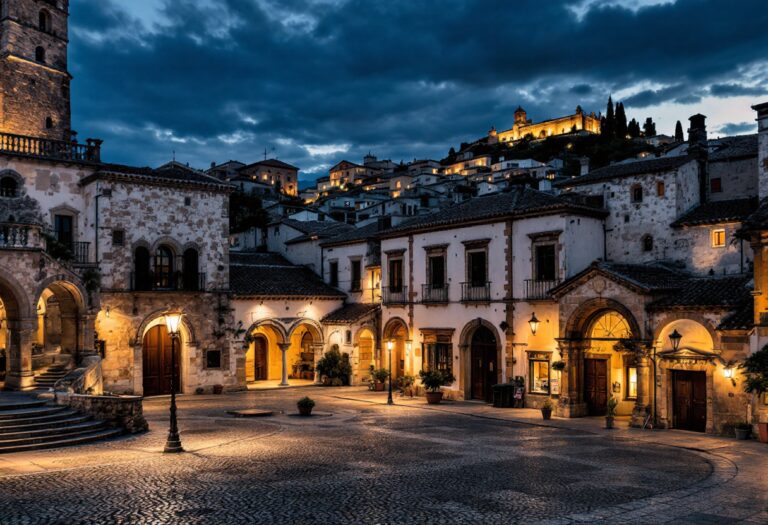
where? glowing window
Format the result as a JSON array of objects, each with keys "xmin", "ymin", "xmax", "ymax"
[
  {"xmin": 530, "ymin": 359, "xmax": 550, "ymax": 394},
  {"xmin": 626, "ymin": 367, "xmax": 638, "ymax": 399},
  {"xmin": 711, "ymin": 229, "xmax": 726, "ymax": 248}
]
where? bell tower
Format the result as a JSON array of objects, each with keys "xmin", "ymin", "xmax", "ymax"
[{"xmin": 0, "ymin": 0, "xmax": 72, "ymax": 140}]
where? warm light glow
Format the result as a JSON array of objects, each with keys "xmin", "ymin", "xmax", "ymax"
[
  {"xmin": 105, "ymin": 306, "xmax": 110, "ymax": 318},
  {"xmin": 529, "ymin": 313, "xmax": 540, "ymax": 335},
  {"xmin": 387, "ymin": 340, "xmax": 394, "ymax": 352},
  {"xmin": 723, "ymin": 367, "xmax": 734, "ymax": 379},
  {"xmin": 164, "ymin": 309, "xmax": 184, "ymax": 336},
  {"xmin": 668, "ymin": 329, "xmax": 683, "ymax": 352}
]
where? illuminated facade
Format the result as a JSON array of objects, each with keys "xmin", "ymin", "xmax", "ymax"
[{"xmin": 491, "ymin": 105, "xmax": 601, "ymax": 143}]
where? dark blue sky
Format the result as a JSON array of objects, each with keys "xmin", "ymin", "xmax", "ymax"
[{"xmin": 68, "ymin": 0, "xmax": 768, "ymax": 182}]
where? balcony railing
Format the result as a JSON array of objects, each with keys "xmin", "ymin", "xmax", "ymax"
[
  {"xmin": 0, "ymin": 131, "xmax": 102, "ymax": 163},
  {"xmin": 382, "ymin": 286, "xmax": 408, "ymax": 305},
  {"xmin": 421, "ymin": 284, "xmax": 449, "ymax": 304},
  {"xmin": 525, "ymin": 279, "xmax": 561, "ymax": 300},
  {"xmin": 461, "ymin": 282, "xmax": 491, "ymax": 302},
  {"xmin": 0, "ymin": 223, "xmax": 43, "ymax": 249},
  {"xmin": 130, "ymin": 271, "xmax": 206, "ymax": 292}
]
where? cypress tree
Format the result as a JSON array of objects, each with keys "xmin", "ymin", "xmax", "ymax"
[
  {"xmin": 674, "ymin": 120, "xmax": 684, "ymax": 141},
  {"xmin": 643, "ymin": 117, "xmax": 656, "ymax": 137},
  {"xmin": 628, "ymin": 118, "xmax": 640, "ymax": 138},
  {"xmin": 615, "ymin": 102, "xmax": 628, "ymax": 139},
  {"xmin": 604, "ymin": 95, "xmax": 615, "ymax": 138}
]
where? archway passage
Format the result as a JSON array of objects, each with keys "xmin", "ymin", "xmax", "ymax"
[
  {"xmin": 142, "ymin": 325, "xmax": 179, "ymax": 396},
  {"xmin": 34, "ymin": 281, "xmax": 85, "ymax": 365},
  {"xmin": 357, "ymin": 329, "xmax": 375, "ymax": 382},
  {"xmin": 383, "ymin": 319, "xmax": 407, "ymax": 380},
  {"xmin": 253, "ymin": 335, "xmax": 268, "ymax": 381},
  {"xmin": 470, "ymin": 326, "xmax": 497, "ymax": 402},
  {"xmin": 585, "ymin": 310, "xmax": 632, "ymax": 416}
]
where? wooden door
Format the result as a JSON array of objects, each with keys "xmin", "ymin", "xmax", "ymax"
[
  {"xmin": 253, "ymin": 336, "xmax": 268, "ymax": 381},
  {"xmin": 470, "ymin": 328, "xmax": 497, "ymax": 402},
  {"xmin": 142, "ymin": 325, "xmax": 179, "ymax": 396},
  {"xmin": 584, "ymin": 359, "xmax": 608, "ymax": 416},
  {"xmin": 673, "ymin": 371, "xmax": 707, "ymax": 432}
]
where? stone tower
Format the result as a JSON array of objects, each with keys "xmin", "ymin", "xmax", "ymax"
[{"xmin": 0, "ymin": 0, "xmax": 71, "ymax": 140}]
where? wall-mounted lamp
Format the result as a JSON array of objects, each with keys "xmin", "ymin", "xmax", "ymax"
[
  {"xmin": 668, "ymin": 329, "xmax": 683, "ymax": 352},
  {"xmin": 723, "ymin": 366, "xmax": 734, "ymax": 379},
  {"xmin": 105, "ymin": 306, "xmax": 110, "ymax": 319},
  {"xmin": 528, "ymin": 313, "xmax": 540, "ymax": 335}
]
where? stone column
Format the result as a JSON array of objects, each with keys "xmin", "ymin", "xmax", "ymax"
[
  {"xmin": 631, "ymin": 353, "xmax": 651, "ymax": 428},
  {"xmin": 556, "ymin": 340, "xmax": 587, "ymax": 418},
  {"xmin": 313, "ymin": 343, "xmax": 324, "ymax": 385},
  {"xmin": 4, "ymin": 317, "xmax": 37, "ymax": 390},
  {"xmin": 278, "ymin": 343, "xmax": 290, "ymax": 387}
]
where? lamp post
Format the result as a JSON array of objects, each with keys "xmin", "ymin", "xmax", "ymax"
[
  {"xmin": 386, "ymin": 340, "xmax": 394, "ymax": 405},
  {"xmin": 163, "ymin": 309, "xmax": 184, "ymax": 454}
]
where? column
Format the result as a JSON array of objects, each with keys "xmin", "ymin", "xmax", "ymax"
[
  {"xmin": 4, "ymin": 317, "xmax": 37, "ymax": 390},
  {"xmin": 278, "ymin": 343, "xmax": 290, "ymax": 387},
  {"xmin": 557, "ymin": 340, "xmax": 587, "ymax": 418},
  {"xmin": 313, "ymin": 343, "xmax": 324, "ymax": 385},
  {"xmin": 630, "ymin": 353, "xmax": 650, "ymax": 428}
]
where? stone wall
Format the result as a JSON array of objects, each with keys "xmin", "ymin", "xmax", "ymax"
[{"xmin": 64, "ymin": 393, "xmax": 148, "ymax": 434}]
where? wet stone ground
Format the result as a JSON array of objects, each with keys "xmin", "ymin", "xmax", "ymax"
[{"xmin": 0, "ymin": 389, "xmax": 725, "ymax": 524}]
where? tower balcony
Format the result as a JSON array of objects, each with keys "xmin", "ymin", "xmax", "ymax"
[{"xmin": 0, "ymin": 131, "xmax": 102, "ymax": 163}]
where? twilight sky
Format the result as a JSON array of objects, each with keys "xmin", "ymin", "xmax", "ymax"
[{"xmin": 68, "ymin": 0, "xmax": 768, "ymax": 183}]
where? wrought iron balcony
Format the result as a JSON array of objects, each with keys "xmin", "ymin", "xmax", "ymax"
[
  {"xmin": 0, "ymin": 223, "xmax": 43, "ymax": 249},
  {"xmin": 130, "ymin": 271, "xmax": 206, "ymax": 292},
  {"xmin": 524, "ymin": 279, "xmax": 561, "ymax": 300},
  {"xmin": 382, "ymin": 286, "xmax": 408, "ymax": 305},
  {"xmin": 421, "ymin": 283, "xmax": 449, "ymax": 304},
  {"xmin": 461, "ymin": 282, "xmax": 491, "ymax": 302},
  {"xmin": 0, "ymin": 131, "xmax": 102, "ymax": 163}
]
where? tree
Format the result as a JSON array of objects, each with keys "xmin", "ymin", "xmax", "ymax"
[
  {"xmin": 741, "ymin": 345, "xmax": 768, "ymax": 396},
  {"xmin": 643, "ymin": 117, "xmax": 656, "ymax": 137},
  {"xmin": 615, "ymin": 102, "xmax": 628, "ymax": 139},
  {"xmin": 627, "ymin": 118, "xmax": 641, "ymax": 138},
  {"xmin": 602, "ymin": 95, "xmax": 615, "ymax": 138},
  {"xmin": 674, "ymin": 120, "xmax": 684, "ymax": 141}
]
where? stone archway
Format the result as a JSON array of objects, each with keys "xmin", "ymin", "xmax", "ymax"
[
  {"xmin": 134, "ymin": 311, "xmax": 196, "ymax": 396},
  {"xmin": 0, "ymin": 274, "xmax": 34, "ymax": 390},
  {"xmin": 383, "ymin": 317, "xmax": 409, "ymax": 380},
  {"xmin": 288, "ymin": 320, "xmax": 325, "ymax": 384}
]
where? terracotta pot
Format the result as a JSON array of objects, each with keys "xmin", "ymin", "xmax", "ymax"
[
  {"xmin": 298, "ymin": 406, "xmax": 313, "ymax": 417},
  {"xmin": 605, "ymin": 416, "xmax": 615, "ymax": 429},
  {"xmin": 541, "ymin": 407, "xmax": 552, "ymax": 420},
  {"xmin": 757, "ymin": 422, "xmax": 768, "ymax": 444},
  {"xmin": 426, "ymin": 391, "xmax": 443, "ymax": 405},
  {"xmin": 374, "ymin": 382, "xmax": 385, "ymax": 392}
]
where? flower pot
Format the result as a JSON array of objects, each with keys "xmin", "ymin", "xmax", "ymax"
[
  {"xmin": 374, "ymin": 382, "xmax": 385, "ymax": 392},
  {"xmin": 735, "ymin": 427, "xmax": 751, "ymax": 440},
  {"xmin": 426, "ymin": 391, "xmax": 443, "ymax": 405},
  {"xmin": 605, "ymin": 416, "xmax": 615, "ymax": 429},
  {"xmin": 541, "ymin": 407, "xmax": 552, "ymax": 420},
  {"xmin": 757, "ymin": 422, "xmax": 768, "ymax": 444},
  {"xmin": 298, "ymin": 406, "xmax": 313, "ymax": 417}
]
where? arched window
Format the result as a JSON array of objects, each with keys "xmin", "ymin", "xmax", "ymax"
[
  {"xmin": 642, "ymin": 235, "xmax": 654, "ymax": 252},
  {"xmin": 133, "ymin": 247, "xmax": 151, "ymax": 291},
  {"xmin": 35, "ymin": 46, "xmax": 45, "ymax": 63},
  {"xmin": 45, "ymin": 117, "xmax": 53, "ymax": 129},
  {"xmin": 0, "ymin": 177, "xmax": 18, "ymax": 198},
  {"xmin": 39, "ymin": 10, "xmax": 51, "ymax": 32},
  {"xmin": 154, "ymin": 246, "xmax": 174, "ymax": 289},
  {"xmin": 182, "ymin": 248, "xmax": 199, "ymax": 291}
]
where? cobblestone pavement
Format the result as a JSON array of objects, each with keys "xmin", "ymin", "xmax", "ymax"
[{"xmin": 0, "ymin": 387, "xmax": 766, "ymax": 524}]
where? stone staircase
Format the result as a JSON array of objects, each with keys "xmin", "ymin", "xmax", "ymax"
[
  {"xmin": 0, "ymin": 394, "xmax": 122, "ymax": 453},
  {"xmin": 32, "ymin": 363, "xmax": 71, "ymax": 391}
]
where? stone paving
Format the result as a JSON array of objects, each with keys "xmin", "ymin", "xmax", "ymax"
[{"xmin": 0, "ymin": 387, "xmax": 765, "ymax": 524}]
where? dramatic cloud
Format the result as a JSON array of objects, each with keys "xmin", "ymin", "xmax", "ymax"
[
  {"xmin": 718, "ymin": 122, "xmax": 756, "ymax": 135},
  {"xmin": 68, "ymin": 0, "xmax": 768, "ymax": 182}
]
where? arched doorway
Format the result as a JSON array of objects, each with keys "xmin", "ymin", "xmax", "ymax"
[
  {"xmin": 142, "ymin": 324, "xmax": 179, "ymax": 396},
  {"xmin": 33, "ymin": 281, "xmax": 85, "ymax": 363},
  {"xmin": 356, "ymin": 328, "xmax": 375, "ymax": 383},
  {"xmin": 383, "ymin": 318, "xmax": 407, "ymax": 380},
  {"xmin": 470, "ymin": 326, "xmax": 497, "ymax": 402},
  {"xmin": 253, "ymin": 335, "xmax": 268, "ymax": 381},
  {"xmin": 585, "ymin": 310, "xmax": 632, "ymax": 416},
  {"xmin": 0, "ymin": 274, "xmax": 32, "ymax": 390}
]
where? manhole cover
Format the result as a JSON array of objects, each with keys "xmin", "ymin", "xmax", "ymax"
[{"xmin": 226, "ymin": 409, "xmax": 275, "ymax": 418}]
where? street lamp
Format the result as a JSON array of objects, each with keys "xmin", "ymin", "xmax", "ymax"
[
  {"xmin": 386, "ymin": 340, "xmax": 394, "ymax": 405},
  {"xmin": 528, "ymin": 313, "xmax": 540, "ymax": 335},
  {"xmin": 668, "ymin": 329, "xmax": 683, "ymax": 352},
  {"xmin": 163, "ymin": 308, "xmax": 184, "ymax": 454}
]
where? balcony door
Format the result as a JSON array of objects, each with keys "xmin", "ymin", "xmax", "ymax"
[{"xmin": 54, "ymin": 214, "xmax": 73, "ymax": 248}]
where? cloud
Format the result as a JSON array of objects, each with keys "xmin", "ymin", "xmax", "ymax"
[
  {"xmin": 717, "ymin": 121, "xmax": 757, "ymax": 135},
  {"xmin": 67, "ymin": 0, "xmax": 768, "ymax": 179},
  {"xmin": 710, "ymin": 83, "xmax": 768, "ymax": 97}
]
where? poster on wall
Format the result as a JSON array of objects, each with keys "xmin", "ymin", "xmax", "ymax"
[{"xmin": 550, "ymin": 377, "xmax": 560, "ymax": 395}]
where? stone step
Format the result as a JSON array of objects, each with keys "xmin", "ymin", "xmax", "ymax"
[
  {"xmin": 0, "ymin": 414, "xmax": 91, "ymax": 433},
  {"xmin": 0, "ymin": 399, "xmax": 47, "ymax": 412},
  {"xmin": 0, "ymin": 420, "xmax": 107, "ymax": 441},
  {"xmin": 0, "ymin": 428, "xmax": 123, "ymax": 454},
  {"xmin": 0, "ymin": 405, "xmax": 68, "ymax": 421},
  {"xmin": 36, "ymin": 372, "xmax": 68, "ymax": 378}
]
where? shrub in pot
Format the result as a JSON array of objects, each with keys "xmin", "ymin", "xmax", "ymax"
[
  {"xmin": 419, "ymin": 369, "xmax": 455, "ymax": 404},
  {"xmin": 541, "ymin": 398, "xmax": 554, "ymax": 420},
  {"xmin": 735, "ymin": 422, "xmax": 752, "ymax": 440},
  {"xmin": 372, "ymin": 368, "xmax": 390, "ymax": 391},
  {"xmin": 315, "ymin": 345, "xmax": 352, "ymax": 386},
  {"xmin": 297, "ymin": 396, "xmax": 315, "ymax": 416},
  {"xmin": 605, "ymin": 396, "xmax": 619, "ymax": 429}
]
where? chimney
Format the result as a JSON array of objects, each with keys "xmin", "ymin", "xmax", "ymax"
[
  {"xmin": 753, "ymin": 102, "xmax": 768, "ymax": 200},
  {"xmin": 688, "ymin": 114, "xmax": 708, "ymax": 203}
]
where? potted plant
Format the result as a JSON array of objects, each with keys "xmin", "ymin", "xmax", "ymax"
[
  {"xmin": 397, "ymin": 374, "xmax": 415, "ymax": 397},
  {"xmin": 212, "ymin": 384, "xmax": 223, "ymax": 395},
  {"xmin": 605, "ymin": 396, "xmax": 619, "ymax": 429},
  {"xmin": 735, "ymin": 422, "xmax": 752, "ymax": 440},
  {"xmin": 419, "ymin": 369, "xmax": 455, "ymax": 404},
  {"xmin": 741, "ymin": 346, "xmax": 768, "ymax": 443},
  {"xmin": 551, "ymin": 360, "xmax": 566, "ymax": 372},
  {"xmin": 372, "ymin": 368, "xmax": 390, "ymax": 391},
  {"xmin": 315, "ymin": 346, "xmax": 353, "ymax": 386},
  {"xmin": 541, "ymin": 398, "xmax": 553, "ymax": 420},
  {"xmin": 297, "ymin": 396, "xmax": 315, "ymax": 416}
]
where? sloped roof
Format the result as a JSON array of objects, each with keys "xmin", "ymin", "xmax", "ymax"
[
  {"xmin": 738, "ymin": 197, "xmax": 768, "ymax": 234},
  {"xmin": 380, "ymin": 186, "xmax": 607, "ymax": 237},
  {"xmin": 671, "ymin": 198, "xmax": 759, "ymax": 227},
  {"xmin": 647, "ymin": 275, "xmax": 753, "ymax": 310},
  {"xmin": 84, "ymin": 161, "xmax": 231, "ymax": 191},
  {"xmin": 551, "ymin": 262, "xmax": 688, "ymax": 298},
  {"xmin": 718, "ymin": 301, "xmax": 753, "ymax": 331},
  {"xmin": 556, "ymin": 155, "xmax": 692, "ymax": 188},
  {"xmin": 321, "ymin": 303, "xmax": 380, "ymax": 324},
  {"xmin": 230, "ymin": 252, "xmax": 344, "ymax": 298},
  {"xmin": 321, "ymin": 222, "xmax": 383, "ymax": 247},
  {"xmin": 241, "ymin": 158, "xmax": 299, "ymax": 171},
  {"xmin": 709, "ymin": 134, "xmax": 758, "ymax": 161}
]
